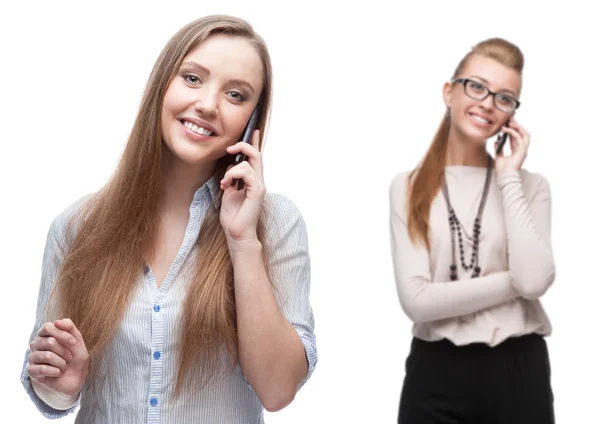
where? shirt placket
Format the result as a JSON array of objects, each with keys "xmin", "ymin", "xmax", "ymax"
[
  {"xmin": 143, "ymin": 186, "xmax": 209, "ymax": 423},
  {"xmin": 145, "ymin": 265, "xmax": 165, "ymax": 424}
]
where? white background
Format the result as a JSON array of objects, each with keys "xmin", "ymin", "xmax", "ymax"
[{"xmin": 1, "ymin": 0, "xmax": 598, "ymax": 422}]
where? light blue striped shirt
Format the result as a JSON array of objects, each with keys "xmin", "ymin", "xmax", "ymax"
[{"xmin": 21, "ymin": 177, "xmax": 317, "ymax": 423}]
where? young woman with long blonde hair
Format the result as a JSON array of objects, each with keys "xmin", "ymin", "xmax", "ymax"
[{"xmin": 21, "ymin": 15, "xmax": 316, "ymax": 423}]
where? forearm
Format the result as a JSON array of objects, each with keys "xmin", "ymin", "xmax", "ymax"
[
  {"xmin": 498, "ymin": 171, "xmax": 555, "ymax": 299},
  {"xmin": 31, "ymin": 380, "xmax": 79, "ymax": 410},
  {"xmin": 230, "ymin": 239, "xmax": 308, "ymax": 412},
  {"xmin": 397, "ymin": 271, "xmax": 519, "ymax": 323}
]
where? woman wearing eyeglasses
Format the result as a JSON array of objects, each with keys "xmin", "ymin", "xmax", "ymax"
[{"xmin": 389, "ymin": 38, "xmax": 555, "ymax": 423}]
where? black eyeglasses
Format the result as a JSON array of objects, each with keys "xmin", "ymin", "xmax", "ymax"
[{"xmin": 451, "ymin": 78, "xmax": 520, "ymax": 113}]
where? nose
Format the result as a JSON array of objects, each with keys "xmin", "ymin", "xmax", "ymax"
[
  {"xmin": 479, "ymin": 93, "xmax": 495, "ymax": 111},
  {"xmin": 194, "ymin": 88, "xmax": 218, "ymax": 118}
]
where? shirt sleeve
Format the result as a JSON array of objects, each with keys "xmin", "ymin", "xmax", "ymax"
[
  {"xmin": 389, "ymin": 172, "xmax": 520, "ymax": 323},
  {"xmin": 261, "ymin": 194, "xmax": 317, "ymax": 390},
  {"xmin": 497, "ymin": 170, "xmax": 556, "ymax": 299},
  {"xmin": 20, "ymin": 215, "xmax": 81, "ymax": 419}
]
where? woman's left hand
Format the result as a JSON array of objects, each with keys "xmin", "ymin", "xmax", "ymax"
[
  {"xmin": 220, "ymin": 129, "xmax": 266, "ymax": 247},
  {"xmin": 494, "ymin": 118, "xmax": 531, "ymax": 172}
]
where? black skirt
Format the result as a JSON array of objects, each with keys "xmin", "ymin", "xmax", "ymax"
[{"xmin": 398, "ymin": 333, "xmax": 555, "ymax": 424}]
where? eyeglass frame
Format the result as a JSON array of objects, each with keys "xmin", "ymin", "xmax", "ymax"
[{"xmin": 451, "ymin": 78, "xmax": 521, "ymax": 113}]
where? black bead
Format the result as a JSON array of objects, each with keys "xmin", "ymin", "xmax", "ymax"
[
  {"xmin": 450, "ymin": 264, "xmax": 457, "ymax": 271},
  {"xmin": 474, "ymin": 266, "xmax": 481, "ymax": 273},
  {"xmin": 450, "ymin": 273, "xmax": 458, "ymax": 281}
]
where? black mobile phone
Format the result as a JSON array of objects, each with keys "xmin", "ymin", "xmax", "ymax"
[
  {"xmin": 495, "ymin": 118, "xmax": 511, "ymax": 154},
  {"xmin": 232, "ymin": 105, "xmax": 261, "ymax": 190}
]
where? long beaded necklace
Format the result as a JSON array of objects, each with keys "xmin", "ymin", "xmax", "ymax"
[{"xmin": 441, "ymin": 156, "xmax": 493, "ymax": 281}]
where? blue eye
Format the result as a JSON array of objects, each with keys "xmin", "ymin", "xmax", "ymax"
[
  {"xmin": 469, "ymin": 81, "xmax": 485, "ymax": 92},
  {"xmin": 227, "ymin": 91, "xmax": 246, "ymax": 101},
  {"xmin": 497, "ymin": 94, "xmax": 514, "ymax": 106},
  {"xmin": 183, "ymin": 74, "xmax": 202, "ymax": 85}
]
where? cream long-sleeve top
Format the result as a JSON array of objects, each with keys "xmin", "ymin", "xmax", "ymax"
[{"xmin": 389, "ymin": 166, "xmax": 556, "ymax": 347}]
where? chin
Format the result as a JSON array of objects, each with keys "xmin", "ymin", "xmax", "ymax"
[
  {"xmin": 167, "ymin": 142, "xmax": 223, "ymax": 166},
  {"xmin": 456, "ymin": 127, "xmax": 485, "ymax": 144}
]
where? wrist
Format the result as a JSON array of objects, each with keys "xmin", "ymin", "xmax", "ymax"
[{"xmin": 227, "ymin": 236, "xmax": 262, "ymax": 256}]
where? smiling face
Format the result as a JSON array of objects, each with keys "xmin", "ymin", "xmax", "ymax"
[
  {"xmin": 160, "ymin": 34, "xmax": 264, "ymax": 169},
  {"xmin": 443, "ymin": 54, "xmax": 522, "ymax": 143}
]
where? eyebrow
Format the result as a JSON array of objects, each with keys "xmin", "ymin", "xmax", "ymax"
[
  {"xmin": 181, "ymin": 60, "xmax": 256, "ymax": 94},
  {"xmin": 469, "ymin": 75, "xmax": 517, "ymax": 97}
]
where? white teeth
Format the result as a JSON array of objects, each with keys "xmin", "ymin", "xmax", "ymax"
[
  {"xmin": 471, "ymin": 114, "xmax": 491, "ymax": 124},
  {"xmin": 183, "ymin": 121, "xmax": 214, "ymax": 136}
]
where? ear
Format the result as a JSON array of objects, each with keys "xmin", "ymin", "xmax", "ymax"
[{"xmin": 442, "ymin": 81, "xmax": 453, "ymax": 109}]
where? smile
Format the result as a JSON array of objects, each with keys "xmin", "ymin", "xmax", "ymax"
[
  {"xmin": 469, "ymin": 113, "xmax": 492, "ymax": 125},
  {"xmin": 182, "ymin": 120, "xmax": 215, "ymax": 136}
]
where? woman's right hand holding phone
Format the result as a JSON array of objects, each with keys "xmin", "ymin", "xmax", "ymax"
[
  {"xmin": 27, "ymin": 318, "xmax": 89, "ymax": 399},
  {"xmin": 494, "ymin": 118, "xmax": 531, "ymax": 172}
]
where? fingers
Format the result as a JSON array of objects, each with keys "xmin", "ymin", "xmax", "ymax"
[
  {"xmin": 501, "ymin": 127, "xmax": 530, "ymax": 158},
  {"xmin": 27, "ymin": 363, "xmax": 62, "ymax": 382},
  {"xmin": 226, "ymin": 130, "xmax": 263, "ymax": 178},
  {"xmin": 220, "ymin": 161, "xmax": 265, "ymax": 194},
  {"xmin": 30, "ymin": 335, "xmax": 73, "ymax": 362},
  {"xmin": 29, "ymin": 350, "xmax": 69, "ymax": 372},
  {"xmin": 37, "ymin": 321, "xmax": 77, "ymax": 349},
  {"xmin": 54, "ymin": 319, "xmax": 83, "ymax": 344},
  {"xmin": 507, "ymin": 118, "xmax": 528, "ymax": 134},
  {"xmin": 54, "ymin": 318, "xmax": 88, "ymax": 358},
  {"xmin": 227, "ymin": 138, "xmax": 261, "ymax": 161},
  {"xmin": 505, "ymin": 120, "xmax": 530, "ymax": 145}
]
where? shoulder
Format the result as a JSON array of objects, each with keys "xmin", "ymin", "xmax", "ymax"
[
  {"xmin": 389, "ymin": 171, "xmax": 413, "ymax": 194},
  {"xmin": 49, "ymin": 193, "xmax": 97, "ymax": 243},
  {"xmin": 262, "ymin": 192, "xmax": 305, "ymax": 232},
  {"xmin": 389, "ymin": 170, "xmax": 415, "ymax": 211},
  {"xmin": 261, "ymin": 192, "xmax": 307, "ymax": 249}
]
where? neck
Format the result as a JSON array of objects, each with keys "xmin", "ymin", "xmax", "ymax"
[
  {"xmin": 445, "ymin": 126, "xmax": 490, "ymax": 167},
  {"xmin": 161, "ymin": 149, "xmax": 216, "ymax": 212}
]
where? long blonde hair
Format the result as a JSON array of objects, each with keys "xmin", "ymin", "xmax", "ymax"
[
  {"xmin": 407, "ymin": 38, "xmax": 524, "ymax": 250},
  {"xmin": 51, "ymin": 15, "xmax": 273, "ymax": 394}
]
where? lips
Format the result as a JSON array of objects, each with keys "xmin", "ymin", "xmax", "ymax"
[
  {"xmin": 177, "ymin": 117, "xmax": 218, "ymax": 136},
  {"xmin": 468, "ymin": 112, "xmax": 492, "ymax": 126},
  {"xmin": 181, "ymin": 120, "xmax": 215, "ymax": 136}
]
